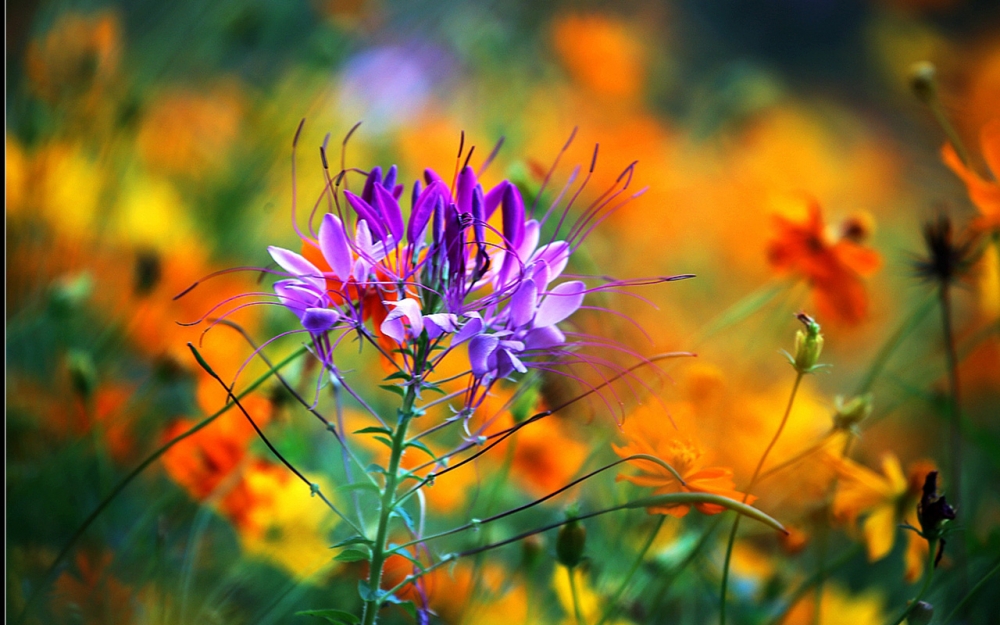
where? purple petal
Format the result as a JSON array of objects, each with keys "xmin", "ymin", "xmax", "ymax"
[
  {"xmin": 274, "ymin": 279, "xmax": 319, "ymax": 319},
  {"xmin": 302, "ymin": 307, "xmax": 340, "ymax": 333},
  {"xmin": 319, "ymin": 214, "xmax": 353, "ymax": 280},
  {"xmin": 532, "ymin": 241, "xmax": 570, "ymax": 285},
  {"xmin": 268, "ymin": 246, "xmax": 325, "ymax": 291},
  {"xmin": 523, "ymin": 325, "xmax": 565, "ymax": 350},
  {"xmin": 373, "ymin": 183, "xmax": 404, "ymax": 244},
  {"xmin": 509, "ymin": 278, "xmax": 538, "ymax": 328},
  {"xmin": 501, "ymin": 183, "xmax": 525, "ymax": 249},
  {"xmin": 380, "ymin": 310, "xmax": 407, "ymax": 343},
  {"xmin": 424, "ymin": 313, "xmax": 458, "ymax": 339},
  {"xmin": 456, "ymin": 165, "xmax": 477, "ymax": 216},
  {"xmin": 408, "ymin": 181, "xmax": 448, "ymax": 245},
  {"xmin": 424, "ymin": 168, "xmax": 446, "ymax": 186},
  {"xmin": 383, "ymin": 164, "xmax": 398, "ymax": 191},
  {"xmin": 483, "ymin": 181, "xmax": 509, "ymax": 220},
  {"xmin": 468, "ymin": 334, "xmax": 500, "ymax": 378},
  {"xmin": 344, "ymin": 191, "xmax": 387, "ymax": 242},
  {"xmin": 453, "ymin": 312, "xmax": 484, "ymax": 344},
  {"xmin": 361, "ymin": 166, "xmax": 382, "ymax": 204},
  {"xmin": 534, "ymin": 280, "xmax": 586, "ymax": 328}
]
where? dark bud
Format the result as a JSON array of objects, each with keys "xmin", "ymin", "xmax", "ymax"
[
  {"xmin": 913, "ymin": 213, "xmax": 978, "ymax": 286},
  {"xmin": 67, "ymin": 349, "xmax": 98, "ymax": 402},
  {"xmin": 917, "ymin": 471, "xmax": 957, "ymax": 544},
  {"xmin": 908, "ymin": 62, "xmax": 937, "ymax": 104},
  {"xmin": 908, "ymin": 601, "xmax": 934, "ymax": 625},
  {"xmin": 556, "ymin": 517, "xmax": 586, "ymax": 568},
  {"xmin": 134, "ymin": 249, "xmax": 163, "ymax": 296}
]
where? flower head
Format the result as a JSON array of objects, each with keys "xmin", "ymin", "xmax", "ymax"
[
  {"xmin": 767, "ymin": 199, "xmax": 881, "ymax": 325},
  {"xmin": 942, "ymin": 119, "xmax": 1000, "ymax": 233}
]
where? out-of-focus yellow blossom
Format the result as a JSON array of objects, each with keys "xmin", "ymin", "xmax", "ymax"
[
  {"xmin": 6, "ymin": 136, "xmax": 28, "ymax": 211},
  {"xmin": 22, "ymin": 142, "xmax": 105, "ymax": 235},
  {"xmin": 113, "ymin": 172, "xmax": 196, "ymax": 251},
  {"xmin": 781, "ymin": 584, "xmax": 886, "ymax": 625},
  {"xmin": 552, "ymin": 568, "xmax": 630, "ymax": 625},
  {"xmin": 137, "ymin": 83, "xmax": 245, "ymax": 179},
  {"xmin": 828, "ymin": 453, "xmax": 935, "ymax": 581},
  {"xmin": 237, "ymin": 462, "xmax": 339, "ymax": 581}
]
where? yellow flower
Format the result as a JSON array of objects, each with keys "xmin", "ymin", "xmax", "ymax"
[
  {"xmin": 236, "ymin": 462, "xmax": 339, "ymax": 581},
  {"xmin": 782, "ymin": 583, "xmax": 886, "ymax": 625},
  {"xmin": 828, "ymin": 453, "xmax": 935, "ymax": 581},
  {"xmin": 552, "ymin": 568, "xmax": 630, "ymax": 625}
]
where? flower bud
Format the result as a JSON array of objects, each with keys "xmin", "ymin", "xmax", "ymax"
[
  {"xmin": 67, "ymin": 349, "xmax": 97, "ymax": 402},
  {"xmin": 833, "ymin": 394, "xmax": 873, "ymax": 434},
  {"xmin": 908, "ymin": 61, "xmax": 937, "ymax": 104},
  {"xmin": 908, "ymin": 601, "xmax": 934, "ymax": 625},
  {"xmin": 521, "ymin": 534, "xmax": 544, "ymax": 570},
  {"xmin": 791, "ymin": 313, "xmax": 824, "ymax": 374},
  {"xmin": 917, "ymin": 471, "xmax": 956, "ymax": 541},
  {"xmin": 556, "ymin": 518, "xmax": 586, "ymax": 568}
]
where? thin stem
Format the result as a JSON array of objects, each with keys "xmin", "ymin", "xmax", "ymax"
[
  {"xmin": 939, "ymin": 283, "xmax": 963, "ymax": 509},
  {"xmin": 813, "ymin": 435, "xmax": 855, "ymax": 625},
  {"xmin": 854, "ymin": 293, "xmax": 936, "ymax": 396},
  {"xmin": 595, "ymin": 516, "xmax": 664, "ymax": 625},
  {"xmin": 887, "ymin": 539, "xmax": 938, "ymax": 625},
  {"xmin": 568, "ymin": 566, "xmax": 586, "ymax": 625},
  {"xmin": 941, "ymin": 557, "xmax": 1000, "ymax": 625},
  {"xmin": 930, "ymin": 99, "xmax": 973, "ymax": 169},
  {"xmin": 767, "ymin": 543, "xmax": 863, "ymax": 625},
  {"xmin": 720, "ymin": 371, "xmax": 804, "ymax": 625}
]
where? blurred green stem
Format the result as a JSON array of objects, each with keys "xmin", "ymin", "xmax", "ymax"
[
  {"xmin": 854, "ymin": 293, "xmax": 936, "ymax": 396},
  {"xmin": 887, "ymin": 538, "xmax": 938, "ymax": 625},
  {"xmin": 595, "ymin": 516, "xmax": 665, "ymax": 625},
  {"xmin": 720, "ymin": 370, "xmax": 804, "ymax": 625},
  {"xmin": 941, "ymin": 557, "xmax": 1000, "ymax": 624}
]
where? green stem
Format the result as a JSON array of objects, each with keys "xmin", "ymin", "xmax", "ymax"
[
  {"xmin": 767, "ymin": 544, "xmax": 863, "ymax": 625},
  {"xmin": 941, "ymin": 557, "xmax": 1000, "ymax": 624},
  {"xmin": 720, "ymin": 371, "xmax": 804, "ymax": 625},
  {"xmin": 595, "ymin": 516, "xmax": 664, "ymax": 625},
  {"xmin": 568, "ymin": 566, "xmax": 586, "ymax": 625},
  {"xmin": 813, "ymin": 435, "xmax": 854, "ymax": 625},
  {"xmin": 930, "ymin": 100, "xmax": 973, "ymax": 169},
  {"xmin": 360, "ymin": 340, "xmax": 427, "ymax": 625},
  {"xmin": 14, "ymin": 345, "xmax": 308, "ymax": 625},
  {"xmin": 887, "ymin": 539, "xmax": 938, "ymax": 625},
  {"xmin": 854, "ymin": 294, "xmax": 936, "ymax": 396},
  {"xmin": 939, "ymin": 283, "xmax": 963, "ymax": 510}
]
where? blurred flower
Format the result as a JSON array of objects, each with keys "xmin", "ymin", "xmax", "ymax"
[
  {"xmin": 614, "ymin": 413, "xmax": 754, "ymax": 517},
  {"xmin": 552, "ymin": 567, "xmax": 629, "ymax": 625},
  {"xmin": 767, "ymin": 199, "xmax": 881, "ymax": 325},
  {"xmin": 338, "ymin": 46, "xmax": 452, "ymax": 134},
  {"xmin": 51, "ymin": 551, "xmax": 134, "ymax": 625},
  {"xmin": 136, "ymin": 83, "xmax": 245, "ymax": 180},
  {"xmin": 26, "ymin": 11, "xmax": 121, "ymax": 107},
  {"xmin": 941, "ymin": 119, "xmax": 1000, "ymax": 233},
  {"xmin": 912, "ymin": 213, "xmax": 978, "ymax": 286},
  {"xmin": 781, "ymin": 583, "xmax": 885, "ymax": 625},
  {"xmin": 551, "ymin": 13, "xmax": 645, "ymax": 101},
  {"xmin": 234, "ymin": 461, "xmax": 339, "ymax": 580},
  {"xmin": 828, "ymin": 453, "xmax": 935, "ymax": 581}
]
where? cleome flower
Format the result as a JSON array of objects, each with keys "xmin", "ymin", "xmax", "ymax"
[{"xmin": 191, "ymin": 125, "xmax": 692, "ymax": 420}]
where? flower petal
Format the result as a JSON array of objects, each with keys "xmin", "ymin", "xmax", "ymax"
[
  {"xmin": 468, "ymin": 334, "xmax": 500, "ymax": 378},
  {"xmin": 319, "ymin": 214, "xmax": 353, "ymax": 280},
  {"xmin": 268, "ymin": 246, "xmax": 325, "ymax": 291},
  {"xmin": 509, "ymin": 278, "xmax": 538, "ymax": 328},
  {"xmin": 302, "ymin": 307, "xmax": 340, "ymax": 333},
  {"xmin": 534, "ymin": 280, "xmax": 586, "ymax": 328}
]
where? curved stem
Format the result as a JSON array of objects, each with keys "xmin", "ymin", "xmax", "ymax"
[
  {"xmin": 941, "ymin": 557, "xmax": 1000, "ymax": 625},
  {"xmin": 720, "ymin": 371, "xmax": 804, "ymax": 625},
  {"xmin": 595, "ymin": 516, "xmax": 664, "ymax": 625}
]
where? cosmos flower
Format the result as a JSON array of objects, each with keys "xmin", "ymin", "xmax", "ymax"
[
  {"xmin": 827, "ymin": 452, "xmax": 935, "ymax": 582},
  {"xmin": 767, "ymin": 199, "xmax": 881, "ymax": 325},
  {"xmin": 942, "ymin": 119, "xmax": 1000, "ymax": 233},
  {"xmin": 613, "ymin": 415, "xmax": 754, "ymax": 518}
]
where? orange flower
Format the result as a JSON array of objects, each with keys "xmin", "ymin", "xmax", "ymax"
[
  {"xmin": 942, "ymin": 119, "xmax": 1000, "ymax": 232},
  {"xmin": 51, "ymin": 551, "xmax": 134, "ymax": 624},
  {"xmin": 551, "ymin": 14, "xmax": 645, "ymax": 101},
  {"xmin": 767, "ymin": 199, "xmax": 881, "ymax": 324},
  {"xmin": 828, "ymin": 453, "xmax": 935, "ymax": 582},
  {"xmin": 613, "ymin": 413, "xmax": 754, "ymax": 517},
  {"xmin": 25, "ymin": 11, "xmax": 120, "ymax": 107}
]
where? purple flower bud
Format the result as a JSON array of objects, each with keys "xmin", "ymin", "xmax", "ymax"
[{"xmin": 302, "ymin": 307, "xmax": 340, "ymax": 333}]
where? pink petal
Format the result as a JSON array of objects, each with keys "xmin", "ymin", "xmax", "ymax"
[{"xmin": 534, "ymin": 280, "xmax": 586, "ymax": 328}]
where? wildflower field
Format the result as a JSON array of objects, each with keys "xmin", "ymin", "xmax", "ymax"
[{"xmin": 7, "ymin": 1, "xmax": 1000, "ymax": 624}]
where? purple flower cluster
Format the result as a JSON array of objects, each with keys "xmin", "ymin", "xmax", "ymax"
[{"xmin": 202, "ymin": 131, "xmax": 691, "ymax": 417}]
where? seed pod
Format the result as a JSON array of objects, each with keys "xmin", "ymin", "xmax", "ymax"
[{"xmin": 556, "ymin": 518, "xmax": 586, "ymax": 568}]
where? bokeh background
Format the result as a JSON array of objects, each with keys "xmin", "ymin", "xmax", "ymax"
[{"xmin": 7, "ymin": 1, "xmax": 1000, "ymax": 624}]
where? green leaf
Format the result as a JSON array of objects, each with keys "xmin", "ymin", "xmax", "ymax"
[
  {"xmin": 331, "ymin": 535, "xmax": 374, "ymax": 549},
  {"xmin": 405, "ymin": 439, "xmax": 437, "ymax": 460},
  {"xmin": 383, "ymin": 371, "xmax": 412, "ymax": 382},
  {"xmin": 357, "ymin": 580, "xmax": 380, "ymax": 602},
  {"xmin": 295, "ymin": 609, "xmax": 360, "ymax": 624},
  {"xmin": 354, "ymin": 426, "xmax": 392, "ymax": 436},
  {"xmin": 373, "ymin": 436, "xmax": 394, "ymax": 449},
  {"xmin": 334, "ymin": 549, "xmax": 370, "ymax": 562},
  {"xmin": 379, "ymin": 385, "xmax": 406, "ymax": 399}
]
